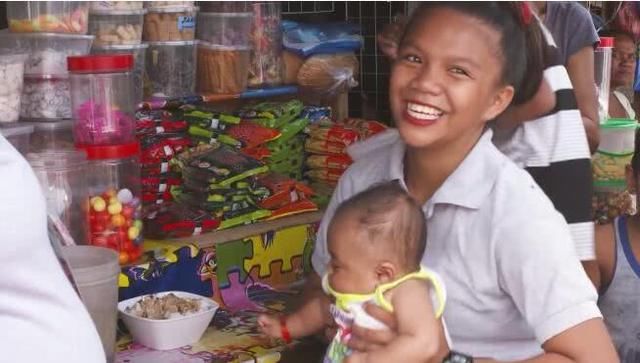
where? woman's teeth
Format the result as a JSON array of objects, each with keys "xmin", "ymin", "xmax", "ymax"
[{"xmin": 407, "ymin": 103, "xmax": 443, "ymax": 120}]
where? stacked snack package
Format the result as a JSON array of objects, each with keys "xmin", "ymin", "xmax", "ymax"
[
  {"xmin": 304, "ymin": 118, "xmax": 387, "ymax": 207},
  {"xmin": 170, "ymin": 143, "xmax": 273, "ymax": 230},
  {"xmin": 135, "ymin": 109, "xmax": 190, "ymax": 208},
  {"xmin": 237, "ymin": 100, "xmax": 308, "ymax": 180}
]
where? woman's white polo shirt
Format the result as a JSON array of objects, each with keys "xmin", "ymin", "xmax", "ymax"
[{"xmin": 312, "ymin": 129, "xmax": 601, "ymax": 360}]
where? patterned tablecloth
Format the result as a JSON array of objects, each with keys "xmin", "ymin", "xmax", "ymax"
[{"xmin": 115, "ymin": 224, "xmax": 316, "ymax": 363}]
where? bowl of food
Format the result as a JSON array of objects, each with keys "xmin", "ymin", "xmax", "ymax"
[{"xmin": 118, "ymin": 291, "xmax": 219, "ymax": 350}]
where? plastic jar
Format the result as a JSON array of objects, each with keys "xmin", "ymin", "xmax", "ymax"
[
  {"xmin": 24, "ymin": 119, "xmax": 74, "ymax": 152},
  {"xmin": 145, "ymin": 40, "xmax": 197, "ymax": 99},
  {"xmin": 21, "ymin": 75, "xmax": 71, "ymax": 120},
  {"xmin": 197, "ymin": 42, "xmax": 250, "ymax": 94},
  {"xmin": 68, "ymin": 54, "xmax": 135, "ymax": 146},
  {"xmin": 27, "ymin": 150, "xmax": 90, "ymax": 245},
  {"xmin": 7, "ymin": 1, "xmax": 89, "ymax": 34},
  {"xmin": 199, "ymin": 2, "xmax": 249, "ymax": 12},
  {"xmin": 143, "ymin": 6, "xmax": 197, "ymax": 42},
  {"xmin": 593, "ymin": 118, "xmax": 638, "ymax": 186},
  {"xmin": 144, "ymin": 1, "xmax": 194, "ymax": 9},
  {"xmin": 0, "ymin": 33, "xmax": 94, "ymax": 76},
  {"xmin": 0, "ymin": 54, "xmax": 27, "ymax": 123},
  {"xmin": 91, "ymin": 1, "xmax": 143, "ymax": 11},
  {"xmin": 78, "ymin": 143, "xmax": 143, "ymax": 264},
  {"xmin": 248, "ymin": 2, "xmax": 284, "ymax": 87},
  {"xmin": 91, "ymin": 43, "xmax": 148, "ymax": 105},
  {"xmin": 0, "ymin": 123, "xmax": 34, "ymax": 154},
  {"xmin": 595, "ymin": 37, "xmax": 614, "ymax": 124},
  {"xmin": 89, "ymin": 9, "xmax": 146, "ymax": 46},
  {"xmin": 196, "ymin": 12, "xmax": 253, "ymax": 47}
]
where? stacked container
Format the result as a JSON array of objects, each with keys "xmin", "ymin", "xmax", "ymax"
[
  {"xmin": 141, "ymin": 2, "xmax": 198, "ymax": 99},
  {"xmin": 78, "ymin": 143, "xmax": 144, "ymax": 265},
  {"xmin": 7, "ymin": 2, "xmax": 90, "ymax": 34},
  {"xmin": 248, "ymin": 2, "xmax": 284, "ymax": 87},
  {"xmin": 144, "ymin": 40, "xmax": 197, "ymax": 99},
  {"xmin": 27, "ymin": 150, "xmax": 90, "ymax": 246},
  {"xmin": 0, "ymin": 33, "xmax": 95, "ymax": 121},
  {"xmin": 92, "ymin": 43, "xmax": 149, "ymax": 106},
  {"xmin": 0, "ymin": 123, "xmax": 34, "ymax": 154},
  {"xmin": 68, "ymin": 54, "xmax": 142, "ymax": 262},
  {"xmin": 68, "ymin": 54, "xmax": 136, "ymax": 146},
  {"xmin": 196, "ymin": 12, "xmax": 252, "ymax": 94},
  {"xmin": 595, "ymin": 37, "xmax": 614, "ymax": 124},
  {"xmin": 89, "ymin": 8, "xmax": 147, "ymax": 47}
]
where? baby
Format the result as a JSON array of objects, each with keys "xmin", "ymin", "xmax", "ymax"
[{"xmin": 258, "ymin": 181, "xmax": 446, "ymax": 363}]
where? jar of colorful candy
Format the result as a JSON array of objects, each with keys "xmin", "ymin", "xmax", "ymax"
[
  {"xmin": 27, "ymin": 150, "xmax": 90, "ymax": 246},
  {"xmin": 248, "ymin": 2, "xmax": 283, "ymax": 87},
  {"xmin": 68, "ymin": 54, "xmax": 135, "ymax": 146},
  {"xmin": 78, "ymin": 143, "xmax": 143, "ymax": 264}
]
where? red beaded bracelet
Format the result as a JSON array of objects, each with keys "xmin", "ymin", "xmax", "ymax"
[{"xmin": 280, "ymin": 316, "xmax": 292, "ymax": 344}]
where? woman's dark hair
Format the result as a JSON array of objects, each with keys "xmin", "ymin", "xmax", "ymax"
[{"xmin": 399, "ymin": 2, "xmax": 546, "ymax": 105}]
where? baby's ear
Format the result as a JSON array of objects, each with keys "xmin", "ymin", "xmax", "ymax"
[{"xmin": 375, "ymin": 262, "xmax": 397, "ymax": 284}]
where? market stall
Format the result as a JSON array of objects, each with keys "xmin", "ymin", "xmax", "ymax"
[{"xmin": 0, "ymin": 1, "xmax": 378, "ymax": 362}]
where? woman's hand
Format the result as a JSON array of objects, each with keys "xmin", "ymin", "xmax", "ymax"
[{"xmin": 346, "ymin": 302, "xmax": 398, "ymax": 352}]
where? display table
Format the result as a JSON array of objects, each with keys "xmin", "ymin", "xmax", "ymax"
[{"xmin": 116, "ymin": 211, "xmax": 325, "ymax": 362}]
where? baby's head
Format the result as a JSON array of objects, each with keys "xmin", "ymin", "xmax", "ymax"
[{"xmin": 327, "ymin": 181, "xmax": 426, "ymax": 294}]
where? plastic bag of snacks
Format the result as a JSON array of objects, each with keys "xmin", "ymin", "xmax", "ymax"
[
  {"xmin": 140, "ymin": 137, "xmax": 191, "ymax": 163},
  {"xmin": 305, "ymin": 138, "xmax": 347, "ymax": 155},
  {"xmin": 188, "ymin": 124, "xmax": 242, "ymax": 148},
  {"xmin": 266, "ymin": 199, "xmax": 318, "ymax": 220},
  {"xmin": 341, "ymin": 118, "xmax": 388, "ymax": 138},
  {"xmin": 226, "ymin": 121, "xmax": 282, "ymax": 148},
  {"xmin": 141, "ymin": 176, "xmax": 182, "ymax": 193},
  {"xmin": 305, "ymin": 168, "xmax": 344, "ymax": 184},
  {"xmin": 593, "ymin": 187, "xmax": 635, "ymax": 225},
  {"xmin": 144, "ymin": 202, "xmax": 220, "ymax": 239},
  {"xmin": 256, "ymin": 172, "xmax": 314, "ymax": 210},
  {"xmin": 181, "ymin": 107, "xmax": 241, "ymax": 129},
  {"xmin": 141, "ymin": 162, "xmax": 177, "ymax": 176},
  {"xmin": 306, "ymin": 154, "xmax": 352, "ymax": 171},
  {"xmin": 136, "ymin": 119, "xmax": 189, "ymax": 136},
  {"xmin": 306, "ymin": 123, "xmax": 359, "ymax": 145},
  {"xmin": 176, "ymin": 143, "xmax": 269, "ymax": 187},
  {"xmin": 238, "ymin": 100, "xmax": 303, "ymax": 129}
]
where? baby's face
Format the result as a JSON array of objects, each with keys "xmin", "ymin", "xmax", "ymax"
[{"xmin": 327, "ymin": 218, "xmax": 380, "ymax": 295}]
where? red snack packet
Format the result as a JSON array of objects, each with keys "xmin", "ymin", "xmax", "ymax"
[
  {"xmin": 140, "ymin": 137, "xmax": 191, "ymax": 163},
  {"xmin": 141, "ymin": 176, "xmax": 183, "ymax": 193},
  {"xmin": 136, "ymin": 119, "xmax": 189, "ymax": 136},
  {"xmin": 305, "ymin": 138, "xmax": 346, "ymax": 155},
  {"xmin": 305, "ymin": 168, "xmax": 344, "ymax": 183},
  {"xmin": 226, "ymin": 121, "xmax": 281, "ymax": 149},
  {"xmin": 257, "ymin": 172, "xmax": 314, "ymax": 210},
  {"xmin": 266, "ymin": 199, "xmax": 318, "ymax": 220},
  {"xmin": 144, "ymin": 202, "xmax": 220, "ymax": 239},
  {"xmin": 306, "ymin": 154, "xmax": 352, "ymax": 170},
  {"xmin": 306, "ymin": 124, "xmax": 359, "ymax": 146},
  {"xmin": 141, "ymin": 162, "xmax": 174, "ymax": 176},
  {"xmin": 340, "ymin": 118, "xmax": 388, "ymax": 138}
]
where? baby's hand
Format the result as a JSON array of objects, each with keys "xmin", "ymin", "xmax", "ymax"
[{"xmin": 257, "ymin": 314, "xmax": 282, "ymax": 339}]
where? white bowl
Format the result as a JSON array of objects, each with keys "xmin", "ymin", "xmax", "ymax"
[{"xmin": 118, "ymin": 291, "xmax": 219, "ymax": 350}]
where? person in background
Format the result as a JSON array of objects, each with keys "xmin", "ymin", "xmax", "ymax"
[
  {"xmin": 530, "ymin": 1, "xmax": 601, "ymax": 152},
  {"xmin": 0, "ymin": 135, "xmax": 105, "ymax": 362},
  {"xmin": 599, "ymin": 30, "xmax": 637, "ymax": 120},
  {"xmin": 588, "ymin": 129, "xmax": 640, "ymax": 362}
]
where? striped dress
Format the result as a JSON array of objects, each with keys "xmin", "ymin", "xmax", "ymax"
[{"xmin": 492, "ymin": 21, "xmax": 594, "ymax": 260}]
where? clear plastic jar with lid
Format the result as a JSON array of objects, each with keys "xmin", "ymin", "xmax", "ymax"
[
  {"xmin": 91, "ymin": 43, "xmax": 148, "ymax": 105},
  {"xmin": 68, "ymin": 54, "xmax": 135, "ymax": 146},
  {"xmin": 23, "ymin": 119, "xmax": 74, "ymax": 151},
  {"xmin": 27, "ymin": 150, "xmax": 89, "ymax": 245},
  {"xmin": 78, "ymin": 143, "xmax": 143, "ymax": 264}
]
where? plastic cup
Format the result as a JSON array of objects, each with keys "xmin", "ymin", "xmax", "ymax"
[{"xmin": 63, "ymin": 246, "xmax": 120, "ymax": 363}]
